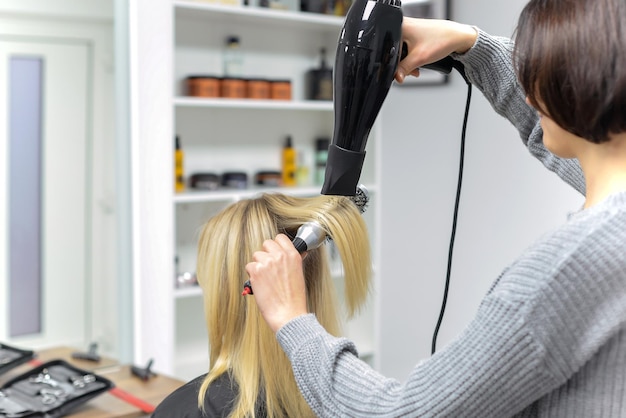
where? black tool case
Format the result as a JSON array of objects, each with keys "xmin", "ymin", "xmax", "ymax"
[
  {"xmin": 0, "ymin": 359, "xmax": 114, "ymax": 417},
  {"xmin": 0, "ymin": 345, "xmax": 35, "ymax": 377}
]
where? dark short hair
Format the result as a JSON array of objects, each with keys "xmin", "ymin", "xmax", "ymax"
[{"xmin": 514, "ymin": 0, "xmax": 626, "ymax": 143}]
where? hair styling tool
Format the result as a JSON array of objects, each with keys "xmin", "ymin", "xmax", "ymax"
[
  {"xmin": 241, "ymin": 222, "xmax": 325, "ymax": 296},
  {"xmin": 318, "ymin": 0, "xmax": 471, "ymax": 354},
  {"xmin": 290, "ymin": 183, "xmax": 369, "ymax": 253},
  {"xmin": 321, "ymin": 0, "xmax": 464, "ymax": 198},
  {"xmin": 242, "ymin": 185, "xmax": 369, "ymax": 296}
]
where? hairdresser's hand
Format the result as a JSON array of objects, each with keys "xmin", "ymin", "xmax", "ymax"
[
  {"xmin": 395, "ymin": 18, "xmax": 478, "ymax": 83},
  {"xmin": 245, "ymin": 234, "xmax": 309, "ymax": 333}
]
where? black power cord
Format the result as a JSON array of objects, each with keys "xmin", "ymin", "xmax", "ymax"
[{"xmin": 431, "ymin": 70, "xmax": 472, "ymax": 355}]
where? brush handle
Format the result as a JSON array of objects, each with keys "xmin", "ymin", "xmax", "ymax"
[{"xmin": 242, "ymin": 223, "xmax": 323, "ymax": 296}]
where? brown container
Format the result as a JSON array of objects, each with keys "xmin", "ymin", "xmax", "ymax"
[
  {"xmin": 247, "ymin": 79, "xmax": 271, "ymax": 99},
  {"xmin": 186, "ymin": 76, "xmax": 221, "ymax": 98},
  {"xmin": 221, "ymin": 78, "xmax": 247, "ymax": 99},
  {"xmin": 270, "ymin": 79, "xmax": 292, "ymax": 100}
]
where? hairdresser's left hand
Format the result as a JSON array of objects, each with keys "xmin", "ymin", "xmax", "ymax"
[{"xmin": 245, "ymin": 234, "xmax": 309, "ymax": 333}]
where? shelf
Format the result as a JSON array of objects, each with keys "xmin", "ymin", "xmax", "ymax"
[
  {"xmin": 174, "ymin": 97, "xmax": 333, "ymax": 111},
  {"xmin": 175, "ymin": 286, "xmax": 203, "ymax": 299},
  {"xmin": 174, "ymin": 1, "xmax": 345, "ymax": 30},
  {"xmin": 174, "ymin": 184, "xmax": 378, "ymax": 203},
  {"xmin": 174, "ymin": 185, "xmax": 322, "ymax": 203}
]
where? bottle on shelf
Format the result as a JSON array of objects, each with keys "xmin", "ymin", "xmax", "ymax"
[
  {"xmin": 314, "ymin": 137, "xmax": 330, "ymax": 185},
  {"xmin": 296, "ymin": 150, "xmax": 310, "ymax": 186},
  {"xmin": 281, "ymin": 136, "xmax": 297, "ymax": 187},
  {"xmin": 306, "ymin": 48, "xmax": 333, "ymax": 100},
  {"xmin": 174, "ymin": 135, "xmax": 185, "ymax": 192},
  {"xmin": 223, "ymin": 35, "xmax": 244, "ymax": 78},
  {"xmin": 332, "ymin": 0, "xmax": 343, "ymax": 15}
]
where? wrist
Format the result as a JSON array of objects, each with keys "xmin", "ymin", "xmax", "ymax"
[
  {"xmin": 271, "ymin": 310, "xmax": 308, "ymax": 334},
  {"xmin": 453, "ymin": 24, "xmax": 479, "ymax": 54}
]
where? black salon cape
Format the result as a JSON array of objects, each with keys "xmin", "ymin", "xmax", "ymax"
[{"xmin": 152, "ymin": 373, "xmax": 266, "ymax": 417}]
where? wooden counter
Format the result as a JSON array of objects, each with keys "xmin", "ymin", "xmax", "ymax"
[{"xmin": 0, "ymin": 346, "xmax": 185, "ymax": 417}]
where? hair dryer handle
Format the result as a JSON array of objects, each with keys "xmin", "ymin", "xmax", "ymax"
[
  {"xmin": 400, "ymin": 42, "xmax": 465, "ymax": 77},
  {"xmin": 421, "ymin": 56, "xmax": 455, "ymax": 74}
]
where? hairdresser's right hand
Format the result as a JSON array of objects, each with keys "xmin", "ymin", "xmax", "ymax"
[
  {"xmin": 245, "ymin": 234, "xmax": 309, "ymax": 333},
  {"xmin": 395, "ymin": 18, "xmax": 478, "ymax": 83}
]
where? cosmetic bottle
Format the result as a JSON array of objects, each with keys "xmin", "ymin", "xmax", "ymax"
[
  {"xmin": 306, "ymin": 48, "xmax": 333, "ymax": 101},
  {"xmin": 314, "ymin": 137, "xmax": 330, "ymax": 185},
  {"xmin": 296, "ymin": 150, "xmax": 310, "ymax": 186},
  {"xmin": 174, "ymin": 136, "xmax": 185, "ymax": 192},
  {"xmin": 281, "ymin": 136, "xmax": 297, "ymax": 187},
  {"xmin": 223, "ymin": 36, "xmax": 243, "ymax": 77}
]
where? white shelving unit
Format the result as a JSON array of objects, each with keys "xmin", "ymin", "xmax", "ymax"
[{"xmin": 132, "ymin": 0, "xmax": 381, "ymax": 381}]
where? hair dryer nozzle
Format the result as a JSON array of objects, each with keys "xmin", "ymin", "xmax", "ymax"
[{"xmin": 320, "ymin": 144, "xmax": 365, "ymax": 197}]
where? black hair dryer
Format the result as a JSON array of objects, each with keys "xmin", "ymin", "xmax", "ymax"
[{"xmin": 321, "ymin": 0, "xmax": 455, "ymax": 197}]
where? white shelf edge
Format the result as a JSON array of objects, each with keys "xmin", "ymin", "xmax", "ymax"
[
  {"xmin": 175, "ymin": 286, "xmax": 203, "ymax": 299},
  {"xmin": 174, "ymin": 97, "xmax": 333, "ymax": 111},
  {"xmin": 174, "ymin": 185, "xmax": 322, "ymax": 203},
  {"xmin": 174, "ymin": 184, "xmax": 378, "ymax": 204},
  {"xmin": 174, "ymin": 0, "xmax": 345, "ymax": 28}
]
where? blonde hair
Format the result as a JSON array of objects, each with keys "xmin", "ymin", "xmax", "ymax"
[{"xmin": 195, "ymin": 193, "xmax": 372, "ymax": 417}]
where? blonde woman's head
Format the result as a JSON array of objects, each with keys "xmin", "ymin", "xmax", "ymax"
[{"xmin": 196, "ymin": 193, "xmax": 372, "ymax": 418}]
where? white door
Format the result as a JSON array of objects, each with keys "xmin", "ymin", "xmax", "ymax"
[{"xmin": 0, "ymin": 39, "xmax": 90, "ymax": 349}]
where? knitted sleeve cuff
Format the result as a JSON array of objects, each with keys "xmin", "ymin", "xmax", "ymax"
[{"xmin": 277, "ymin": 313, "xmax": 358, "ymax": 360}]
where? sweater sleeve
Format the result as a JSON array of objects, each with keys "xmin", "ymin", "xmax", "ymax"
[
  {"xmin": 453, "ymin": 29, "xmax": 585, "ymax": 195},
  {"xmin": 278, "ymin": 296, "xmax": 558, "ymax": 417}
]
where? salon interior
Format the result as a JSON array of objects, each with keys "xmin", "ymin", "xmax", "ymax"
[{"xmin": 0, "ymin": 0, "xmax": 583, "ymax": 415}]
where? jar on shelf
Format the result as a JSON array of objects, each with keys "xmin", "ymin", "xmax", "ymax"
[
  {"xmin": 247, "ymin": 78, "xmax": 271, "ymax": 99},
  {"xmin": 270, "ymin": 79, "xmax": 292, "ymax": 100},
  {"xmin": 186, "ymin": 75, "xmax": 221, "ymax": 98},
  {"xmin": 221, "ymin": 78, "xmax": 247, "ymax": 98}
]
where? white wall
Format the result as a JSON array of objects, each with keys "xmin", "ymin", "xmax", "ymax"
[
  {"xmin": 0, "ymin": 0, "xmax": 112, "ymax": 19},
  {"xmin": 377, "ymin": 0, "xmax": 583, "ymax": 380}
]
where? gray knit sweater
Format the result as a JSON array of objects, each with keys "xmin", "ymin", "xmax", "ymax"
[{"xmin": 277, "ymin": 30, "xmax": 626, "ymax": 417}]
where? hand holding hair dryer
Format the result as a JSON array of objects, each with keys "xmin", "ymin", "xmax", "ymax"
[{"xmin": 321, "ymin": 0, "xmax": 457, "ymax": 198}]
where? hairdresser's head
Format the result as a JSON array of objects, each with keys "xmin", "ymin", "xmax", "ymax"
[
  {"xmin": 514, "ymin": 0, "xmax": 626, "ymax": 144},
  {"xmin": 195, "ymin": 193, "xmax": 371, "ymax": 417}
]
